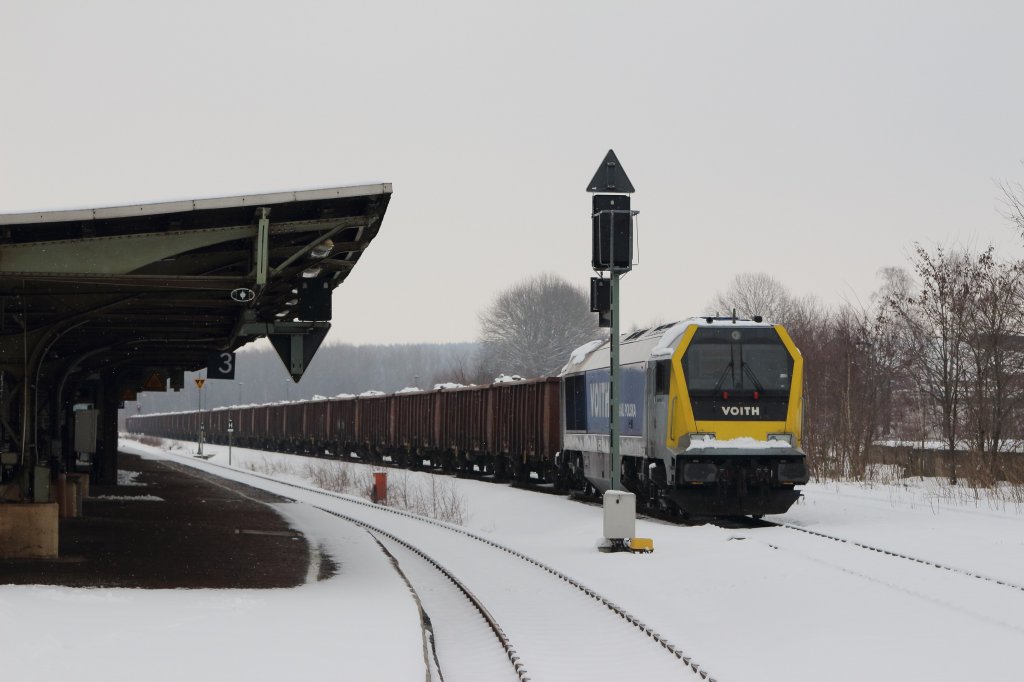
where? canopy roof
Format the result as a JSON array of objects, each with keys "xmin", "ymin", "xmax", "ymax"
[{"xmin": 0, "ymin": 183, "xmax": 391, "ymax": 390}]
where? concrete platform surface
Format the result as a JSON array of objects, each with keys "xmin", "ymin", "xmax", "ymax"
[{"xmin": 0, "ymin": 453, "xmax": 316, "ymax": 588}]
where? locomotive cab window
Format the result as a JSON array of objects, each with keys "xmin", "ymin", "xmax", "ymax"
[
  {"xmin": 683, "ymin": 327, "xmax": 793, "ymax": 395},
  {"xmin": 654, "ymin": 360, "xmax": 671, "ymax": 395},
  {"xmin": 563, "ymin": 374, "xmax": 587, "ymax": 431}
]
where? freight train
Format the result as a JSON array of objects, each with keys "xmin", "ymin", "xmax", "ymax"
[{"xmin": 127, "ymin": 317, "xmax": 809, "ymax": 517}]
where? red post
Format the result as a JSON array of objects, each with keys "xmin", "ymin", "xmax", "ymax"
[{"xmin": 372, "ymin": 472, "xmax": 387, "ymax": 504}]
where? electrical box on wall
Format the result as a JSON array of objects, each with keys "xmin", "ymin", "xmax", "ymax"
[{"xmin": 74, "ymin": 409, "xmax": 99, "ymax": 455}]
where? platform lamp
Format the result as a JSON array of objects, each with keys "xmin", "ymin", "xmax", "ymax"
[{"xmin": 586, "ymin": 150, "xmax": 637, "ymax": 493}]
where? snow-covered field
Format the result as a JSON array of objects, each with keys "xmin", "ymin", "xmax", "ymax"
[{"xmin": 3, "ymin": 437, "xmax": 1023, "ymax": 681}]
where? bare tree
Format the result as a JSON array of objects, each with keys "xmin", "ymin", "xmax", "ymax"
[
  {"xmin": 962, "ymin": 250, "xmax": 1024, "ymax": 455},
  {"xmin": 999, "ymin": 176, "xmax": 1024, "ymax": 238},
  {"xmin": 872, "ymin": 267, "xmax": 926, "ymax": 444},
  {"xmin": 801, "ymin": 289, "xmax": 903, "ymax": 480},
  {"xmin": 439, "ymin": 346, "xmax": 490, "ymax": 386},
  {"xmin": 709, "ymin": 272, "xmax": 794, "ymax": 323},
  {"xmin": 477, "ymin": 273, "xmax": 603, "ymax": 379},
  {"xmin": 888, "ymin": 244, "xmax": 977, "ymax": 480}
]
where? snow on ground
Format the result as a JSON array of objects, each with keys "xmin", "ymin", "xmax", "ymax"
[
  {"xmin": 0, "ymin": 452, "xmax": 424, "ymax": 682},
  {"xmin": 6, "ymin": 436, "xmax": 1024, "ymax": 681}
]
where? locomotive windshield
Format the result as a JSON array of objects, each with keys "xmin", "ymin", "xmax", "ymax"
[{"xmin": 683, "ymin": 327, "xmax": 793, "ymax": 395}]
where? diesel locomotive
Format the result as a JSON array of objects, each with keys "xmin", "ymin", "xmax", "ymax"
[
  {"xmin": 560, "ymin": 316, "xmax": 809, "ymax": 516},
  {"xmin": 127, "ymin": 317, "xmax": 809, "ymax": 518}
]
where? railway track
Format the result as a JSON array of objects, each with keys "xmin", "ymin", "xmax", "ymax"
[
  {"xmin": 159, "ymin": 448, "xmax": 719, "ymax": 681},
  {"xmin": 712, "ymin": 516, "xmax": 1024, "ymax": 642},
  {"xmin": 162, "ymin": 438, "xmax": 1024, "ymax": 600},
  {"xmin": 160, "ymin": 455, "xmax": 520, "ymax": 682},
  {"xmin": 337, "ymin": 515, "xmax": 526, "ymax": 682},
  {"xmin": 770, "ymin": 520, "xmax": 1024, "ymax": 594}
]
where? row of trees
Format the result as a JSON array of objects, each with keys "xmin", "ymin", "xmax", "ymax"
[
  {"xmin": 714, "ymin": 247, "xmax": 1024, "ymax": 484},
  {"xmin": 469, "ymin": 260, "xmax": 1024, "ymax": 484}
]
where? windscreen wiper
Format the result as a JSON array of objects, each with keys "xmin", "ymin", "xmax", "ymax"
[
  {"xmin": 741, "ymin": 362, "xmax": 766, "ymax": 393},
  {"xmin": 713, "ymin": 361, "xmax": 734, "ymax": 392}
]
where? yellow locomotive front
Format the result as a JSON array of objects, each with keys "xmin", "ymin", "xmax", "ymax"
[{"xmin": 662, "ymin": 319, "xmax": 809, "ymax": 516}]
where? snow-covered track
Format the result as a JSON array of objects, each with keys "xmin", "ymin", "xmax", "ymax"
[
  {"xmin": 334, "ymin": 513, "xmax": 528, "ymax": 682},
  {"xmin": 169, "ymin": 453, "xmax": 718, "ymax": 681},
  {"xmin": 774, "ymin": 521, "xmax": 1024, "ymax": 593}
]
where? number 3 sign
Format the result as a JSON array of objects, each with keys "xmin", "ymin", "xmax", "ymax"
[{"xmin": 207, "ymin": 351, "xmax": 236, "ymax": 380}]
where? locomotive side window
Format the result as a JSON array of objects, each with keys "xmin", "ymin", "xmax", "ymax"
[
  {"xmin": 682, "ymin": 328, "xmax": 793, "ymax": 395},
  {"xmin": 563, "ymin": 374, "xmax": 587, "ymax": 430},
  {"xmin": 654, "ymin": 360, "xmax": 671, "ymax": 395}
]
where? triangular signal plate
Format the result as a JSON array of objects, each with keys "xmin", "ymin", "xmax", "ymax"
[
  {"xmin": 270, "ymin": 326, "xmax": 329, "ymax": 382},
  {"xmin": 586, "ymin": 149, "xmax": 635, "ymax": 193}
]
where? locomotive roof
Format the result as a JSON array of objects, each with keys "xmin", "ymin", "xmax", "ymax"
[{"xmin": 559, "ymin": 316, "xmax": 777, "ymax": 375}]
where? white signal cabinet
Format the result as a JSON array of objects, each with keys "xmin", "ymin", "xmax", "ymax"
[{"xmin": 603, "ymin": 490, "xmax": 636, "ymax": 540}]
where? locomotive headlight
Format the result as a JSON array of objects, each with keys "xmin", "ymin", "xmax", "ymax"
[
  {"xmin": 777, "ymin": 461, "xmax": 809, "ymax": 484},
  {"xmin": 682, "ymin": 461, "xmax": 717, "ymax": 484},
  {"xmin": 767, "ymin": 433, "xmax": 794, "ymax": 446}
]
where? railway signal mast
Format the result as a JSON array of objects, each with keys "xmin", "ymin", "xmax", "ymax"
[
  {"xmin": 587, "ymin": 150, "xmax": 637, "ymax": 492},
  {"xmin": 195, "ymin": 377, "xmax": 206, "ymax": 457}
]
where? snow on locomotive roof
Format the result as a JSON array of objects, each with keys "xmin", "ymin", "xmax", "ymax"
[
  {"xmin": 562, "ymin": 316, "xmax": 776, "ymax": 373},
  {"xmin": 649, "ymin": 316, "xmax": 775, "ymax": 359},
  {"xmin": 567, "ymin": 340, "xmax": 604, "ymax": 366}
]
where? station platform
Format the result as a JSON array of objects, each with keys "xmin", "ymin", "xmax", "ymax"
[{"xmin": 0, "ymin": 453, "xmax": 318, "ymax": 588}]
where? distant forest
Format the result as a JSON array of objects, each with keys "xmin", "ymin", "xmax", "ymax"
[{"xmin": 127, "ymin": 341, "xmax": 477, "ymax": 416}]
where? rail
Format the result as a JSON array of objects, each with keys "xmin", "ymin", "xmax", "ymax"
[
  {"xmin": 167, "ymin": 450, "xmax": 719, "ymax": 681},
  {"xmin": 773, "ymin": 522, "xmax": 1024, "ymax": 593}
]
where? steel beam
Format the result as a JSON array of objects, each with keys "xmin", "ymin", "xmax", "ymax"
[
  {"xmin": 0, "ymin": 225, "xmax": 258, "ymax": 275},
  {"xmin": 255, "ymin": 208, "xmax": 270, "ymax": 287}
]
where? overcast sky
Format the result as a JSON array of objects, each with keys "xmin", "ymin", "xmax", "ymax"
[{"xmin": 3, "ymin": 1, "xmax": 1023, "ymax": 345}]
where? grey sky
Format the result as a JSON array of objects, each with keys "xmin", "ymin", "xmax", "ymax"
[{"xmin": 3, "ymin": 1, "xmax": 1023, "ymax": 345}]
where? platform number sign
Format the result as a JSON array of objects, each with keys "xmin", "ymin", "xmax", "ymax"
[{"xmin": 206, "ymin": 351, "xmax": 236, "ymax": 380}]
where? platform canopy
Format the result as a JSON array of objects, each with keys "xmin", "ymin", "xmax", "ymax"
[
  {"xmin": 0, "ymin": 183, "xmax": 390, "ymax": 385},
  {"xmin": 0, "ymin": 184, "xmax": 390, "ymax": 487}
]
